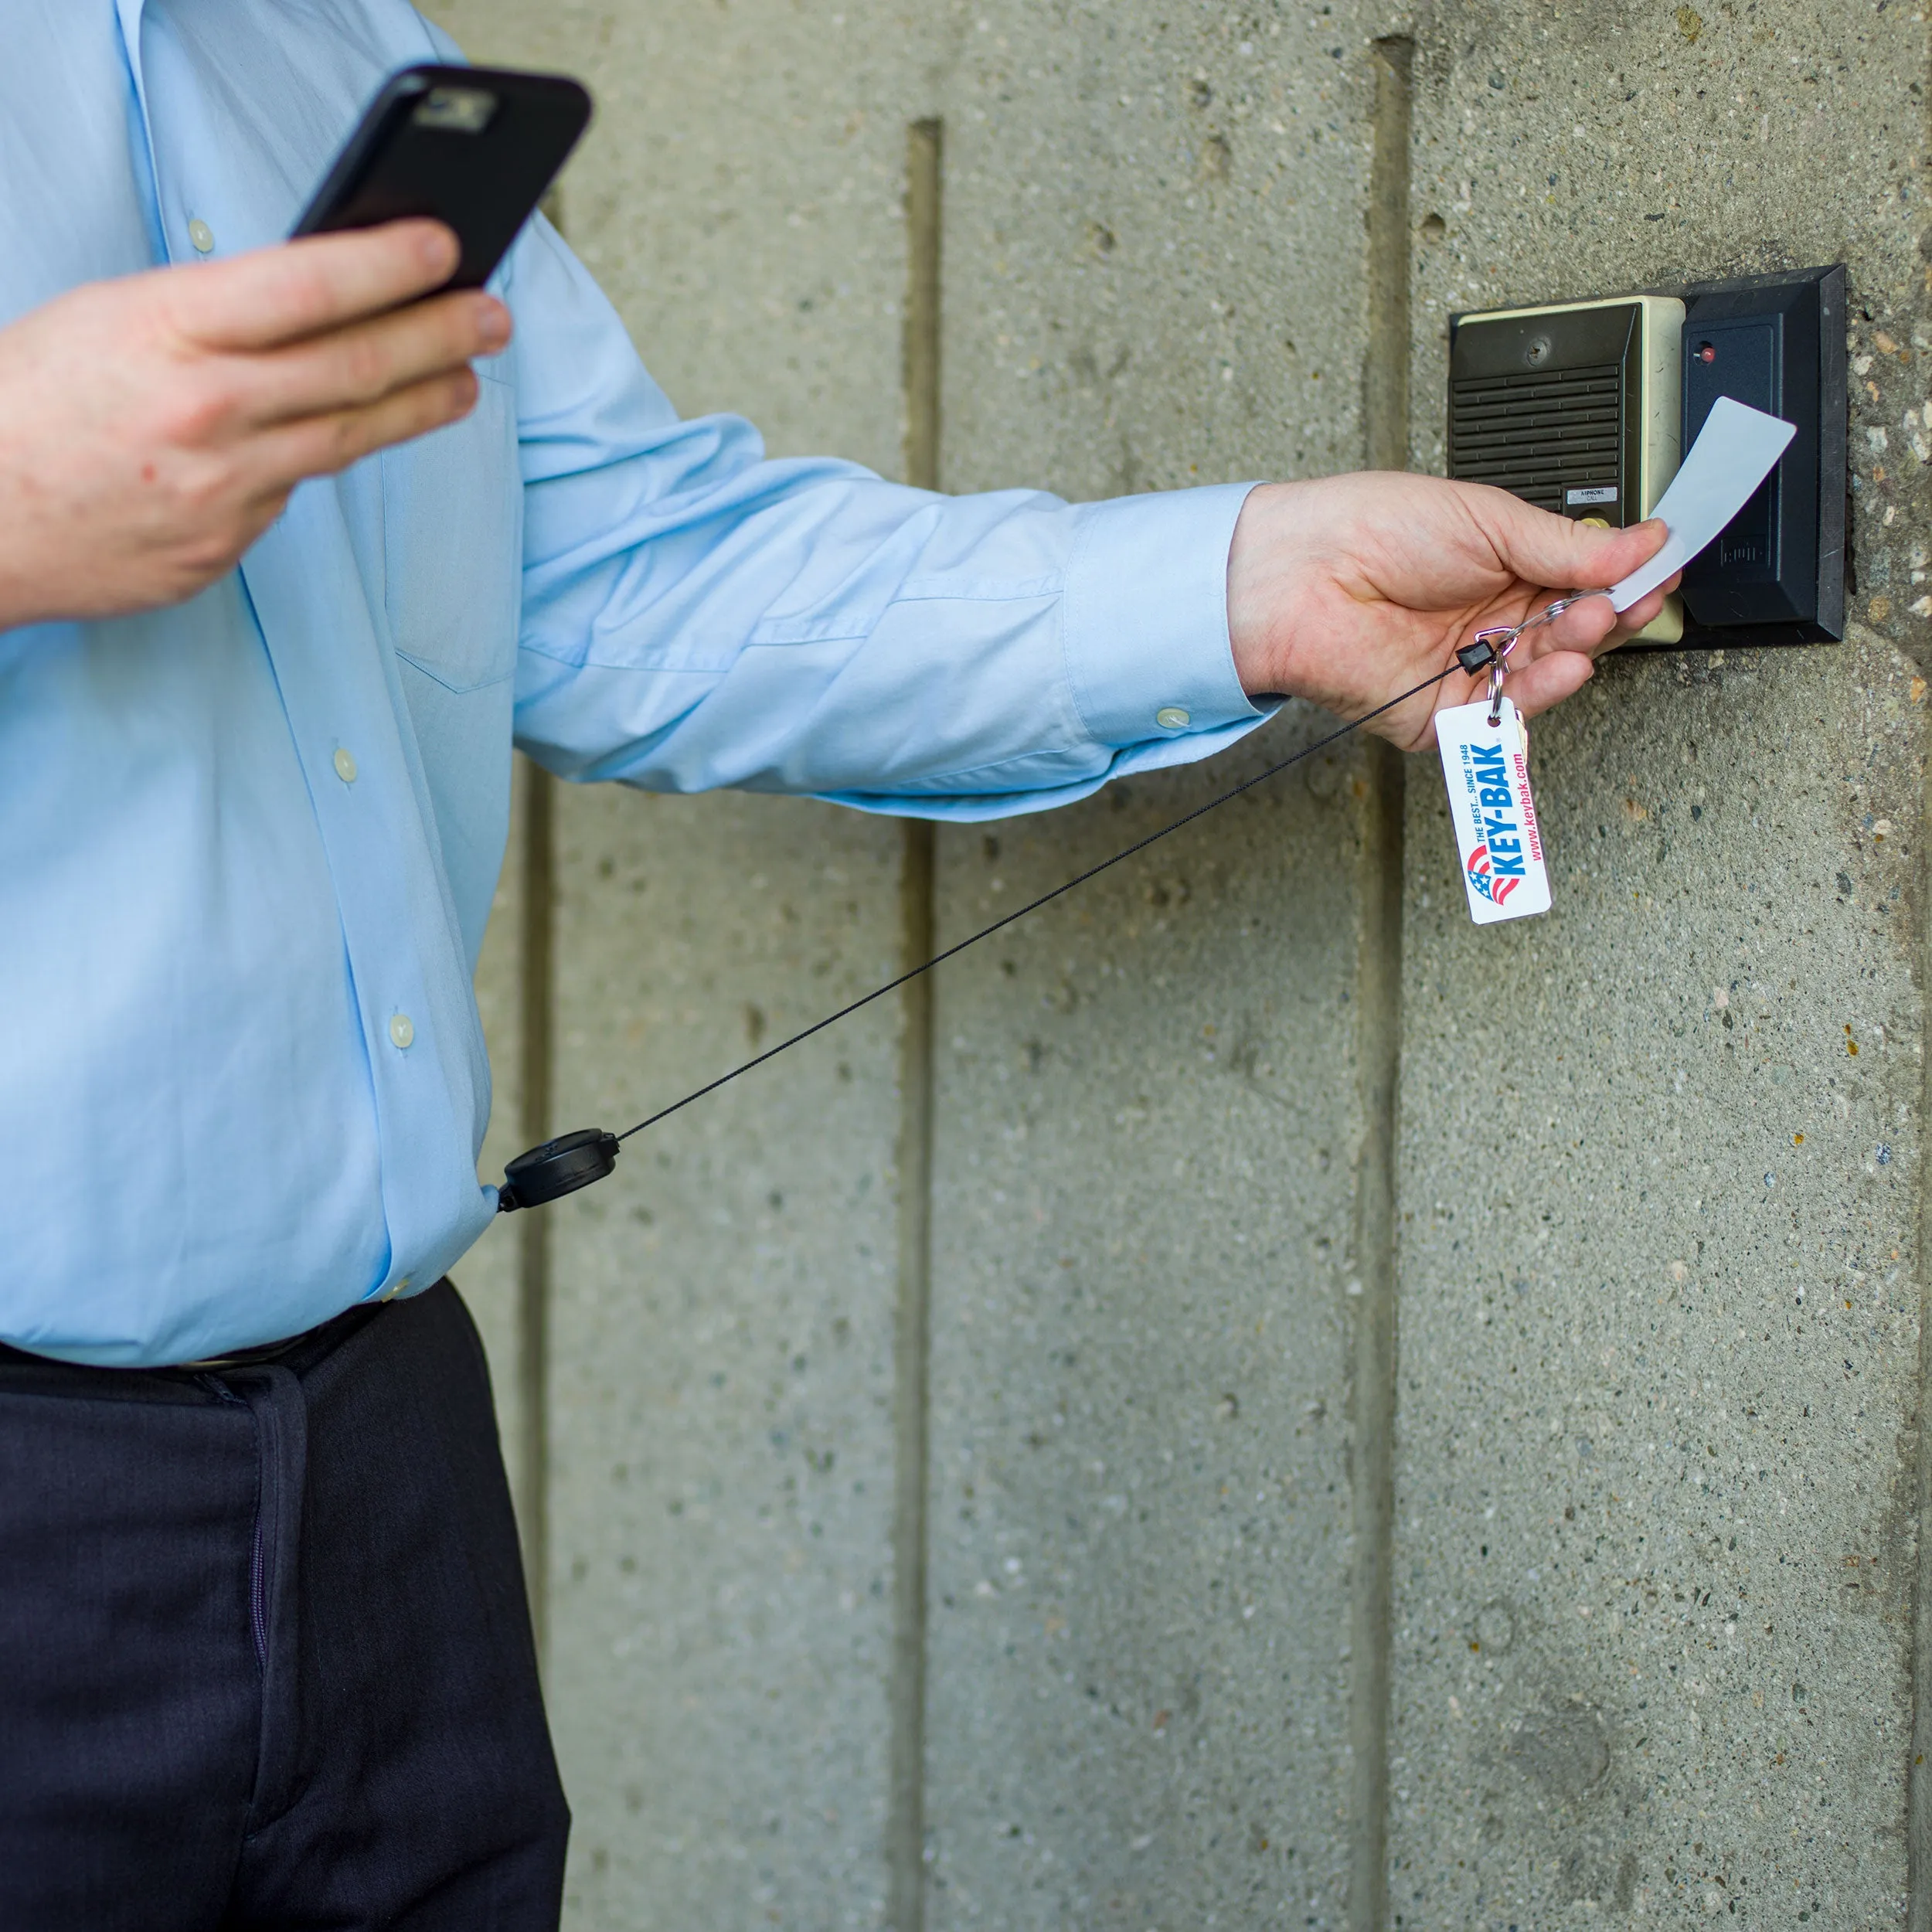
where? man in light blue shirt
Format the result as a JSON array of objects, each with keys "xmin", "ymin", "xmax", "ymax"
[{"xmin": 0, "ymin": 3, "xmax": 1671, "ymax": 1923}]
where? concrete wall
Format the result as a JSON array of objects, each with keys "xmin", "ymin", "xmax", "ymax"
[
  {"xmin": 428, "ymin": 0, "xmax": 1932, "ymax": 1924},
  {"xmin": 922, "ymin": 9, "xmax": 1393, "ymax": 1927},
  {"xmin": 1389, "ymin": 12, "xmax": 1931, "ymax": 1925}
]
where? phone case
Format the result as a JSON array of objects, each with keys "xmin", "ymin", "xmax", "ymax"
[{"xmin": 291, "ymin": 64, "xmax": 592, "ymax": 289}]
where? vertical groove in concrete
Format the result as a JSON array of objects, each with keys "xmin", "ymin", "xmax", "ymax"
[
  {"xmin": 1910, "ymin": 733, "xmax": 1932, "ymax": 1932},
  {"xmin": 506, "ymin": 181, "xmax": 570, "ymax": 1669},
  {"xmin": 889, "ymin": 820, "xmax": 935, "ymax": 1931},
  {"xmin": 1347, "ymin": 38, "xmax": 1412, "ymax": 1932},
  {"xmin": 1346, "ymin": 737, "xmax": 1403, "ymax": 1932},
  {"xmin": 1363, "ymin": 36, "xmax": 1413, "ymax": 478},
  {"xmin": 1913, "ymin": 0, "xmax": 1932, "ymax": 1834},
  {"xmin": 902, "ymin": 119, "xmax": 944, "ymax": 498},
  {"xmin": 888, "ymin": 115, "xmax": 942, "ymax": 1932},
  {"xmin": 515, "ymin": 757, "xmax": 556, "ymax": 1662}
]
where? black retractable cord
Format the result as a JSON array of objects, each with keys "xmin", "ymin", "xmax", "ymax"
[{"xmin": 494, "ymin": 638, "xmax": 1505, "ymax": 1213}]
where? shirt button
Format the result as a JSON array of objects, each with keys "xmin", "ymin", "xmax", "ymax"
[
  {"xmin": 187, "ymin": 218, "xmax": 215, "ymax": 254},
  {"xmin": 381, "ymin": 1276, "xmax": 412, "ymax": 1303},
  {"xmin": 389, "ymin": 1013, "xmax": 415, "ymax": 1050},
  {"xmin": 1156, "ymin": 706, "xmax": 1192, "ymax": 730},
  {"xmin": 332, "ymin": 747, "xmax": 358, "ymax": 784}
]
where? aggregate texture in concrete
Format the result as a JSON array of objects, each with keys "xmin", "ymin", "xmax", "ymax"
[
  {"xmin": 544, "ymin": 784, "xmax": 906, "ymax": 1930},
  {"xmin": 937, "ymin": 0, "xmax": 1383, "ymax": 502},
  {"xmin": 1388, "ymin": 5, "xmax": 1932, "ymax": 1924},
  {"xmin": 427, "ymin": 0, "xmax": 929, "ymax": 1923},
  {"xmin": 921, "ymin": 726, "xmax": 1377, "ymax": 1931},
  {"xmin": 1390, "ymin": 640, "xmax": 1925, "ymax": 1928},
  {"xmin": 921, "ymin": 7, "xmax": 1392, "ymax": 1924}
]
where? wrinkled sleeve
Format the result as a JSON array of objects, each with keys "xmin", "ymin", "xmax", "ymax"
[{"xmin": 507, "ymin": 214, "xmax": 1274, "ymax": 821}]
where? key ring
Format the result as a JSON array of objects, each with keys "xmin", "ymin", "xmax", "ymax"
[
  {"xmin": 1469, "ymin": 624, "xmax": 1519, "ymax": 726},
  {"xmin": 1464, "ymin": 591, "xmax": 1612, "ymax": 728}
]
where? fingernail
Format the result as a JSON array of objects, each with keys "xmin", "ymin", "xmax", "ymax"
[
  {"xmin": 477, "ymin": 300, "xmax": 512, "ymax": 349},
  {"xmin": 418, "ymin": 223, "xmax": 459, "ymax": 271}
]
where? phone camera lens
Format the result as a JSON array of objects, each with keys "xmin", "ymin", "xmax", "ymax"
[{"xmin": 413, "ymin": 87, "xmax": 498, "ymax": 134}]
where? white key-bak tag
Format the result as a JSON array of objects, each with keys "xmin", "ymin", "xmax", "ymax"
[{"xmin": 1434, "ymin": 696, "xmax": 1551, "ymax": 925}]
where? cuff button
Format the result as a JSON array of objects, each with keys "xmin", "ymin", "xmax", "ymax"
[{"xmin": 1155, "ymin": 706, "xmax": 1192, "ymax": 730}]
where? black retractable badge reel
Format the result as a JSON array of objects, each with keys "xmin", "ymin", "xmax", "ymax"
[{"xmin": 496, "ymin": 1129, "xmax": 620, "ymax": 1212}]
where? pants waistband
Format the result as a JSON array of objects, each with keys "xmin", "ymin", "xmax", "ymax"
[{"xmin": 0, "ymin": 1291, "xmax": 430, "ymax": 1380}]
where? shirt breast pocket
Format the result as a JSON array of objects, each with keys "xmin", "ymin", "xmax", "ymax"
[{"xmin": 380, "ymin": 374, "xmax": 522, "ymax": 693}]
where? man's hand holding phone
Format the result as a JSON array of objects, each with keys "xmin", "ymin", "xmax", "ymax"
[{"xmin": 0, "ymin": 221, "xmax": 507, "ymax": 631}]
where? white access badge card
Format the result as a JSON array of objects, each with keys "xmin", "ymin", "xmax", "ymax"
[{"xmin": 1434, "ymin": 696, "xmax": 1550, "ymax": 924}]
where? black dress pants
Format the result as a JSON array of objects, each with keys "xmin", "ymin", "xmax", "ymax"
[{"xmin": 0, "ymin": 1281, "xmax": 569, "ymax": 1930}]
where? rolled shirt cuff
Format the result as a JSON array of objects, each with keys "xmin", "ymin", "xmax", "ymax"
[{"xmin": 1061, "ymin": 481, "xmax": 1265, "ymax": 749}]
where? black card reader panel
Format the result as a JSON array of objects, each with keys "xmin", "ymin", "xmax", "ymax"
[
  {"xmin": 1677, "ymin": 264, "xmax": 1839, "ymax": 645},
  {"xmin": 1679, "ymin": 265, "xmax": 1845, "ymax": 644}
]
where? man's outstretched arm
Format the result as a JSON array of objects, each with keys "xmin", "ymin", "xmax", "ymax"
[{"xmin": 504, "ymin": 215, "xmax": 1672, "ymax": 816}]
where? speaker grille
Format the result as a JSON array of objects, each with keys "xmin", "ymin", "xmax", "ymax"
[{"xmin": 1449, "ymin": 362, "xmax": 1623, "ymax": 513}]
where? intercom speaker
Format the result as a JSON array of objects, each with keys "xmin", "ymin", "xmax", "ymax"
[{"xmin": 1447, "ymin": 292, "xmax": 1686, "ymax": 645}]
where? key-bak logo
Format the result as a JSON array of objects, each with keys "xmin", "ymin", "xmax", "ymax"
[{"xmin": 1465, "ymin": 741, "xmax": 1527, "ymax": 904}]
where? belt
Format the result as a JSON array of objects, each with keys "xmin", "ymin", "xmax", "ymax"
[
  {"xmin": 178, "ymin": 1336, "xmax": 336, "ymax": 1371},
  {"xmin": 177, "ymin": 1293, "xmax": 406, "ymax": 1372},
  {"xmin": 0, "ymin": 1292, "xmax": 412, "ymax": 1376}
]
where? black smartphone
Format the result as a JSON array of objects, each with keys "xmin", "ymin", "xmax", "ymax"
[{"xmin": 291, "ymin": 65, "xmax": 592, "ymax": 289}]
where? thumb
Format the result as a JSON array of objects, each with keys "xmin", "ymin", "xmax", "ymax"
[{"xmin": 1479, "ymin": 492, "xmax": 1668, "ymax": 593}]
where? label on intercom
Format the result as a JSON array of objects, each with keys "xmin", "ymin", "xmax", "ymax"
[{"xmin": 1434, "ymin": 696, "xmax": 1551, "ymax": 925}]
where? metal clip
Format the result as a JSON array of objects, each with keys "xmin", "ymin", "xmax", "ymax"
[
  {"xmin": 1462, "ymin": 590, "xmax": 1612, "ymax": 728},
  {"xmin": 1471, "ymin": 624, "xmax": 1519, "ymax": 727},
  {"xmin": 1512, "ymin": 592, "xmax": 1604, "ymax": 638}
]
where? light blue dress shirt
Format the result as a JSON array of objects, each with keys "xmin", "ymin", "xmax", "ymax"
[{"xmin": 4, "ymin": 0, "xmax": 1267, "ymax": 1365}]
